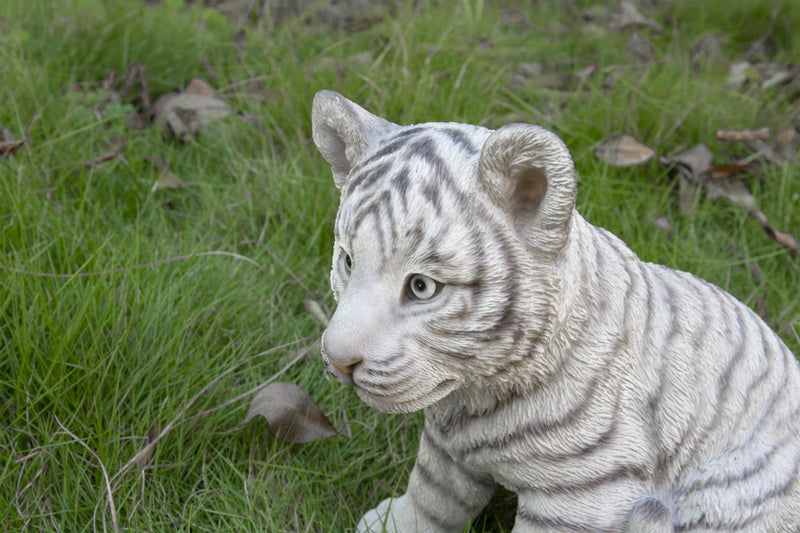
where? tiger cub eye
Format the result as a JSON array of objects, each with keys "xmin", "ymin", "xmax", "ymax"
[
  {"xmin": 344, "ymin": 253, "xmax": 352, "ymax": 275},
  {"xmin": 407, "ymin": 274, "xmax": 439, "ymax": 301}
]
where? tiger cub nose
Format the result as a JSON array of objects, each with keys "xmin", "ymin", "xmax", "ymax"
[{"xmin": 322, "ymin": 330, "xmax": 363, "ymax": 376}]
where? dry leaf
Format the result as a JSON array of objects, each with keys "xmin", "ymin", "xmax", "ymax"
[
  {"xmin": 727, "ymin": 61, "xmax": 800, "ymax": 90},
  {"xmin": 594, "ymin": 134, "xmax": 655, "ymax": 167},
  {"xmin": 515, "ymin": 61, "xmax": 542, "ymax": 78},
  {"xmin": 1, "ymin": 127, "xmax": 24, "ymax": 158},
  {"xmin": 155, "ymin": 92, "xmax": 231, "ymax": 140},
  {"xmin": 139, "ymin": 421, "xmax": 159, "ymax": 467},
  {"xmin": 727, "ymin": 61, "xmax": 757, "ymax": 87},
  {"xmin": 0, "ymin": 139, "xmax": 24, "ymax": 158},
  {"xmin": 238, "ymin": 111, "xmax": 266, "ymax": 134},
  {"xmin": 677, "ymin": 175, "xmax": 700, "ymax": 216},
  {"xmin": 244, "ymin": 382, "xmax": 337, "ymax": 444},
  {"xmin": 499, "ymin": 10, "xmax": 530, "ymax": 26},
  {"xmin": 707, "ymin": 163, "xmax": 753, "ymax": 180},
  {"xmin": 746, "ymin": 36, "xmax": 776, "ymax": 62},
  {"xmin": 344, "ymin": 19, "xmax": 372, "ymax": 33},
  {"xmin": 653, "ymin": 215, "xmax": 671, "ymax": 232},
  {"xmin": 768, "ymin": 228, "xmax": 799, "ymax": 254},
  {"xmin": 716, "ymin": 127, "xmax": 770, "ymax": 142},
  {"xmin": 690, "ymin": 34, "xmax": 724, "ymax": 71},
  {"xmin": 610, "ymin": 1, "xmax": 663, "ymax": 32},
  {"xmin": 660, "ymin": 144, "xmax": 713, "ymax": 178},
  {"xmin": 185, "ymin": 77, "xmax": 216, "ymax": 97},
  {"xmin": 775, "ymin": 129, "xmax": 799, "ymax": 163},
  {"xmin": 125, "ymin": 113, "xmax": 150, "ymax": 130},
  {"xmin": 149, "ymin": 156, "xmax": 184, "ymax": 191},
  {"xmin": 627, "ymin": 31, "xmax": 654, "ymax": 65},
  {"xmin": 743, "ymin": 139, "xmax": 784, "ymax": 167},
  {"xmin": 154, "ymin": 168, "xmax": 183, "ymax": 191},
  {"xmin": 85, "ymin": 150, "xmax": 122, "ymax": 168},
  {"xmin": 705, "ymin": 177, "xmax": 758, "ymax": 213}
]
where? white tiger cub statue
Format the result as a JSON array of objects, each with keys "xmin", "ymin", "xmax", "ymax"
[{"xmin": 310, "ymin": 90, "xmax": 800, "ymax": 532}]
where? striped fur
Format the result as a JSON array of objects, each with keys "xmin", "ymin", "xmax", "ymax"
[{"xmin": 311, "ymin": 90, "xmax": 800, "ymax": 532}]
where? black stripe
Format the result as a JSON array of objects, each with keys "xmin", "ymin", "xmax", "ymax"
[
  {"xmin": 421, "ymin": 180, "xmax": 442, "ymax": 216},
  {"xmin": 409, "ymin": 494, "xmax": 464, "ymax": 533},
  {"xmin": 421, "ymin": 428, "xmax": 498, "ymax": 490},
  {"xmin": 347, "ymin": 161, "xmax": 392, "ymax": 193},
  {"xmin": 413, "ymin": 460, "xmax": 473, "ymax": 513},
  {"xmin": 348, "ymin": 139, "xmax": 409, "ymax": 178},
  {"xmin": 630, "ymin": 496, "xmax": 671, "ymax": 525},
  {"xmin": 393, "ymin": 126, "xmax": 425, "ymax": 139},
  {"xmin": 518, "ymin": 462, "xmax": 650, "ymax": 496},
  {"xmin": 516, "ymin": 506, "xmax": 614, "ymax": 532},
  {"xmin": 475, "ymin": 373, "xmax": 602, "ymax": 452},
  {"xmin": 441, "ymin": 127, "xmax": 478, "ymax": 154},
  {"xmin": 390, "ymin": 167, "xmax": 410, "ymax": 213}
]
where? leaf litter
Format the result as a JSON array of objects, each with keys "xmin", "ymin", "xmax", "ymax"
[
  {"xmin": 243, "ymin": 382, "xmax": 337, "ymax": 444},
  {"xmin": 594, "ymin": 134, "xmax": 656, "ymax": 167},
  {"xmin": 0, "ymin": 126, "xmax": 24, "ymax": 158},
  {"xmin": 593, "ymin": 130, "xmax": 799, "ymax": 255}
]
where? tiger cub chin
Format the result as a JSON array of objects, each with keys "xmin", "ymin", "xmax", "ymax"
[{"xmin": 311, "ymin": 90, "xmax": 800, "ymax": 532}]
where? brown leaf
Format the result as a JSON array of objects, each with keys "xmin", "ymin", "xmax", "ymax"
[
  {"xmin": 85, "ymin": 150, "xmax": 122, "ymax": 168},
  {"xmin": 715, "ymin": 127, "xmax": 770, "ymax": 142},
  {"xmin": 155, "ymin": 92, "xmax": 231, "ymax": 140},
  {"xmin": 705, "ymin": 177, "xmax": 758, "ymax": 212},
  {"xmin": 609, "ymin": 1, "xmax": 663, "ymax": 32},
  {"xmin": 101, "ymin": 69, "xmax": 117, "ymax": 92},
  {"xmin": 244, "ymin": 382, "xmax": 337, "ymax": 444},
  {"xmin": 677, "ymin": 175, "xmax": 700, "ymax": 216},
  {"xmin": 743, "ymin": 139, "xmax": 784, "ymax": 166},
  {"xmin": 125, "ymin": 113, "xmax": 150, "ymax": 130},
  {"xmin": 0, "ymin": 139, "xmax": 24, "ymax": 158},
  {"xmin": 185, "ymin": 77, "xmax": 216, "ymax": 97},
  {"xmin": 768, "ymin": 228, "xmax": 799, "ymax": 254},
  {"xmin": 626, "ymin": 31, "xmax": 654, "ymax": 65},
  {"xmin": 594, "ymin": 134, "xmax": 655, "ymax": 167},
  {"xmin": 775, "ymin": 128, "xmax": 799, "ymax": 163},
  {"xmin": 690, "ymin": 34, "xmax": 724, "ymax": 71},
  {"xmin": 660, "ymin": 144, "xmax": 713, "ymax": 179},
  {"xmin": 344, "ymin": 19, "xmax": 372, "ymax": 33},
  {"xmin": 707, "ymin": 163, "xmax": 753, "ymax": 180},
  {"xmin": 652, "ymin": 215, "xmax": 671, "ymax": 233},
  {"xmin": 727, "ymin": 61, "xmax": 757, "ymax": 87},
  {"xmin": 139, "ymin": 421, "xmax": 159, "ymax": 467},
  {"xmin": 499, "ymin": 10, "xmax": 530, "ymax": 26},
  {"xmin": 149, "ymin": 156, "xmax": 184, "ymax": 191}
]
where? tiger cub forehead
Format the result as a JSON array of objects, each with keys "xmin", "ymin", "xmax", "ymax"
[{"xmin": 334, "ymin": 123, "xmax": 497, "ymax": 281}]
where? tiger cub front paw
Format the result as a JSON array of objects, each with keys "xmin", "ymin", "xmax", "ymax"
[{"xmin": 356, "ymin": 495, "xmax": 440, "ymax": 533}]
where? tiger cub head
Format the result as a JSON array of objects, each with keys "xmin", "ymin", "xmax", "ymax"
[{"xmin": 311, "ymin": 91, "xmax": 578, "ymax": 414}]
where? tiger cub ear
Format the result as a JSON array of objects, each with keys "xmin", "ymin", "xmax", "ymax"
[
  {"xmin": 311, "ymin": 91, "xmax": 400, "ymax": 190},
  {"xmin": 478, "ymin": 124, "xmax": 577, "ymax": 256}
]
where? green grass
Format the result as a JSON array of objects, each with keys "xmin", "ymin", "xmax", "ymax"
[{"xmin": 2, "ymin": 0, "xmax": 799, "ymax": 531}]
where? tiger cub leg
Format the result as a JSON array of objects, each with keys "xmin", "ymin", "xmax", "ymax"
[
  {"xmin": 357, "ymin": 429, "xmax": 497, "ymax": 533},
  {"xmin": 625, "ymin": 496, "xmax": 672, "ymax": 533}
]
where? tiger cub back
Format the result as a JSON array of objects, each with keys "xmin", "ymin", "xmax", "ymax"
[{"xmin": 311, "ymin": 90, "xmax": 800, "ymax": 532}]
